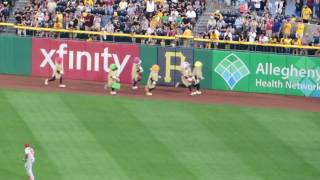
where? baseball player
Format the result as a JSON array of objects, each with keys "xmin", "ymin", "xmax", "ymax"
[
  {"xmin": 145, "ymin": 64, "xmax": 160, "ymax": 96},
  {"xmin": 44, "ymin": 57, "xmax": 66, "ymax": 87},
  {"xmin": 178, "ymin": 61, "xmax": 196, "ymax": 95},
  {"xmin": 131, "ymin": 57, "xmax": 143, "ymax": 90},
  {"xmin": 24, "ymin": 144, "xmax": 35, "ymax": 180},
  {"xmin": 106, "ymin": 63, "xmax": 120, "ymax": 95},
  {"xmin": 192, "ymin": 61, "xmax": 204, "ymax": 95}
]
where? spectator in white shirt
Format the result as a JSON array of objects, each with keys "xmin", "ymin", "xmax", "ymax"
[
  {"xmin": 248, "ymin": 29, "xmax": 257, "ymax": 42},
  {"xmin": 146, "ymin": 0, "xmax": 156, "ymax": 17},
  {"xmin": 186, "ymin": 7, "xmax": 197, "ymax": 19}
]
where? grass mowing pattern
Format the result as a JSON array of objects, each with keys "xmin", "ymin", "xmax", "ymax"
[{"xmin": 0, "ymin": 89, "xmax": 320, "ymax": 180}]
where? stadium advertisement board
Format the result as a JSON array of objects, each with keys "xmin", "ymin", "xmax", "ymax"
[
  {"xmin": 212, "ymin": 51, "xmax": 320, "ymax": 97},
  {"xmin": 157, "ymin": 47, "xmax": 194, "ymax": 86},
  {"xmin": 31, "ymin": 38, "xmax": 139, "ymax": 83}
]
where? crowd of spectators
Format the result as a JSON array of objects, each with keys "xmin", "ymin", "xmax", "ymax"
[
  {"xmin": 204, "ymin": 0, "xmax": 320, "ymax": 50},
  {"xmin": 4, "ymin": 0, "xmax": 320, "ymax": 54},
  {"xmin": 14, "ymin": 0, "xmax": 205, "ymax": 38}
]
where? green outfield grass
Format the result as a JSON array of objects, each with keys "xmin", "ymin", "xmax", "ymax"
[{"xmin": 0, "ymin": 89, "xmax": 320, "ymax": 180}]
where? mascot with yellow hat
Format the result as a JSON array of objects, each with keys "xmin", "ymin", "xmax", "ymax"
[
  {"xmin": 145, "ymin": 64, "xmax": 161, "ymax": 96},
  {"xmin": 192, "ymin": 61, "xmax": 204, "ymax": 95}
]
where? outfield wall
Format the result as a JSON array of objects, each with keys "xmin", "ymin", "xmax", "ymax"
[
  {"xmin": 0, "ymin": 36, "xmax": 31, "ymax": 75},
  {"xmin": 1, "ymin": 36, "xmax": 319, "ymax": 97}
]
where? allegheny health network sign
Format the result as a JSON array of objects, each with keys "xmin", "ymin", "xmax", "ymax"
[{"xmin": 212, "ymin": 51, "xmax": 320, "ymax": 97}]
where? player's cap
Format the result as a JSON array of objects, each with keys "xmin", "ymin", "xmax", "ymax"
[
  {"xmin": 151, "ymin": 64, "xmax": 160, "ymax": 72},
  {"xmin": 194, "ymin": 61, "xmax": 202, "ymax": 67},
  {"xmin": 133, "ymin": 57, "xmax": 141, "ymax": 65},
  {"xmin": 56, "ymin": 57, "xmax": 62, "ymax": 64},
  {"xmin": 110, "ymin": 64, "xmax": 117, "ymax": 71},
  {"xmin": 24, "ymin": 144, "xmax": 30, "ymax": 147},
  {"xmin": 181, "ymin": 61, "xmax": 190, "ymax": 69}
]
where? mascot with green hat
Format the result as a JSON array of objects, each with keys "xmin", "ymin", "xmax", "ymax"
[{"xmin": 106, "ymin": 63, "xmax": 121, "ymax": 95}]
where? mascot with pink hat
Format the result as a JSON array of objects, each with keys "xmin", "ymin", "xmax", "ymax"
[
  {"xmin": 131, "ymin": 57, "xmax": 144, "ymax": 90},
  {"xmin": 176, "ymin": 61, "xmax": 196, "ymax": 95},
  {"xmin": 44, "ymin": 56, "xmax": 66, "ymax": 87}
]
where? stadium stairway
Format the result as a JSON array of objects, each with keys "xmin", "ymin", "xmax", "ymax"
[
  {"xmin": 1, "ymin": 0, "xmax": 29, "ymax": 34},
  {"xmin": 193, "ymin": 0, "xmax": 236, "ymax": 35},
  {"xmin": 193, "ymin": 0, "xmax": 216, "ymax": 35},
  {"xmin": 8, "ymin": 0, "xmax": 29, "ymax": 23}
]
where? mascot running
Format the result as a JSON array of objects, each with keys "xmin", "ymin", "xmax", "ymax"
[{"xmin": 44, "ymin": 57, "xmax": 66, "ymax": 87}]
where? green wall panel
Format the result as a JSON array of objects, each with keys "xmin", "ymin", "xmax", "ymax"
[
  {"xmin": 14, "ymin": 36, "xmax": 32, "ymax": 75},
  {"xmin": 0, "ymin": 35, "xmax": 32, "ymax": 75},
  {"xmin": 140, "ymin": 45, "xmax": 157, "ymax": 84},
  {"xmin": 193, "ymin": 48, "xmax": 213, "ymax": 89}
]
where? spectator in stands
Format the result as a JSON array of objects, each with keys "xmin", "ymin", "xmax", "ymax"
[
  {"xmin": 224, "ymin": 25, "xmax": 233, "ymax": 49},
  {"xmin": 275, "ymin": 0, "xmax": 284, "ymax": 15},
  {"xmin": 313, "ymin": 29, "xmax": 320, "ymax": 54},
  {"xmin": 186, "ymin": 7, "xmax": 196, "ymax": 23},
  {"xmin": 183, "ymin": 26, "xmax": 192, "ymax": 47},
  {"xmin": 234, "ymin": 16, "xmax": 243, "ymax": 35},
  {"xmin": 258, "ymin": 32, "xmax": 269, "ymax": 43},
  {"xmin": 295, "ymin": 0, "xmax": 303, "ymax": 17},
  {"xmin": 216, "ymin": 17, "xmax": 226, "ymax": 31},
  {"xmin": 0, "ymin": 1, "xmax": 9, "ymax": 22},
  {"xmin": 210, "ymin": 29, "xmax": 220, "ymax": 48},
  {"xmin": 272, "ymin": 18, "xmax": 282, "ymax": 38},
  {"xmin": 295, "ymin": 19, "xmax": 304, "ymax": 38},
  {"xmin": 292, "ymin": 37, "xmax": 302, "ymax": 54},
  {"xmin": 146, "ymin": 0, "xmax": 156, "ymax": 18},
  {"xmin": 265, "ymin": 18, "xmax": 273, "ymax": 38},
  {"xmin": 207, "ymin": 16, "xmax": 216, "ymax": 31},
  {"xmin": 282, "ymin": 19, "xmax": 292, "ymax": 38},
  {"xmin": 302, "ymin": 5, "xmax": 312, "ymax": 23},
  {"xmin": 315, "ymin": 0, "xmax": 320, "ymax": 18},
  {"xmin": 248, "ymin": 29, "xmax": 257, "ymax": 42}
]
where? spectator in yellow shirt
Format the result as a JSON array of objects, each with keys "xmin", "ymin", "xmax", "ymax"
[
  {"xmin": 301, "ymin": 5, "xmax": 312, "ymax": 23},
  {"xmin": 210, "ymin": 29, "xmax": 220, "ymax": 48},
  {"xmin": 84, "ymin": 0, "xmax": 94, "ymax": 7},
  {"xmin": 155, "ymin": 0, "xmax": 164, "ymax": 4},
  {"xmin": 282, "ymin": 20, "xmax": 292, "ymax": 38},
  {"xmin": 183, "ymin": 27, "xmax": 193, "ymax": 47},
  {"xmin": 183, "ymin": 27, "xmax": 193, "ymax": 36},
  {"xmin": 280, "ymin": 37, "xmax": 291, "ymax": 45},
  {"xmin": 292, "ymin": 38, "xmax": 302, "ymax": 55},
  {"xmin": 295, "ymin": 20, "xmax": 304, "ymax": 38}
]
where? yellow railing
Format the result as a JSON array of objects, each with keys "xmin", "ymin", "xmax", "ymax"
[{"xmin": 1, "ymin": 22, "xmax": 320, "ymax": 50}]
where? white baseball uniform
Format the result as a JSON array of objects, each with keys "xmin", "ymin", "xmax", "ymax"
[{"xmin": 24, "ymin": 147, "xmax": 35, "ymax": 180}]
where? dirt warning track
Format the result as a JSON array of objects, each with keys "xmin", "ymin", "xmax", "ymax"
[{"xmin": 0, "ymin": 75, "xmax": 319, "ymax": 112}]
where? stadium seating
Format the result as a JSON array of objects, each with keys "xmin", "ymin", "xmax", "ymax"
[{"xmin": 13, "ymin": 0, "xmax": 205, "ymax": 36}]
